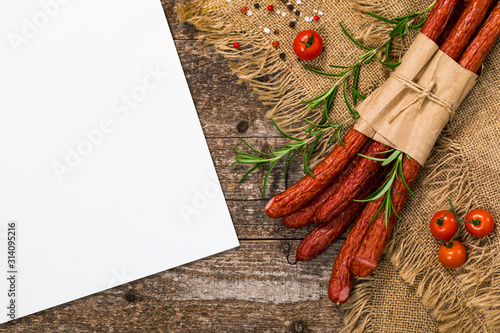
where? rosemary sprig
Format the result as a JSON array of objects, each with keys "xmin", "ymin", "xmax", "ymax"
[
  {"xmin": 232, "ymin": 3, "xmax": 434, "ymax": 198},
  {"xmin": 302, "ymin": 2, "xmax": 435, "ymax": 122},
  {"xmin": 354, "ymin": 150, "xmax": 415, "ymax": 226},
  {"xmin": 231, "ymin": 118, "xmax": 346, "ymax": 198}
]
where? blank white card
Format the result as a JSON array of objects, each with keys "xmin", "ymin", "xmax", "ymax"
[{"xmin": 0, "ymin": 0, "xmax": 239, "ymax": 322}]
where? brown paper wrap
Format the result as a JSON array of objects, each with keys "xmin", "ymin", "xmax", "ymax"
[{"xmin": 354, "ymin": 33, "xmax": 478, "ymax": 165}]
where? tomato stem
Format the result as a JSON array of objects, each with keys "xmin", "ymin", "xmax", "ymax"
[
  {"xmin": 463, "ymin": 218, "xmax": 481, "ymax": 226},
  {"xmin": 444, "ymin": 198, "xmax": 461, "ymax": 248}
]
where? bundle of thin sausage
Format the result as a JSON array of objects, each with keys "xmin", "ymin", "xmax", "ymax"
[{"xmin": 265, "ymin": 0, "xmax": 500, "ymax": 304}]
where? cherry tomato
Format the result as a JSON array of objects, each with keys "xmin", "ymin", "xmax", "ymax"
[
  {"xmin": 293, "ymin": 30, "xmax": 323, "ymax": 60},
  {"xmin": 439, "ymin": 240, "xmax": 466, "ymax": 268},
  {"xmin": 430, "ymin": 210, "xmax": 458, "ymax": 240},
  {"xmin": 465, "ymin": 209, "xmax": 494, "ymax": 237}
]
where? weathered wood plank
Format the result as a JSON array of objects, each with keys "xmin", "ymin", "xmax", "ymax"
[
  {"xmin": 174, "ymin": 40, "xmax": 281, "ymax": 138},
  {"xmin": 208, "ymin": 137, "xmax": 308, "ymax": 200},
  {"xmin": 5, "ymin": 241, "xmax": 346, "ymax": 332},
  {"xmin": 227, "ymin": 199, "xmax": 352, "ymax": 240},
  {"xmin": 0, "ymin": 2, "xmax": 352, "ymax": 331}
]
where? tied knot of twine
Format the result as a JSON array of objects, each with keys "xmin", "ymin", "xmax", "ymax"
[{"xmin": 388, "ymin": 72, "xmax": 455, "ymax": 123}]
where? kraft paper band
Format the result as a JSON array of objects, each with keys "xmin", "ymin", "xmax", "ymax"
[{"xmin": 354, "ymin": 33, "xmax": 478, "ymax": 165}]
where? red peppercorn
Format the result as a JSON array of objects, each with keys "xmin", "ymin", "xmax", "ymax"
[
  {"xmin": 233, "ymin": 42, "xmax": 240, "ymax": 48},
  {"xmin": 267, "ymin": 5, "xmax": 273, "ymax": 11},
  {"xmin": 241, "ymin": 7, "xmax": 248, "ymax": 14},
  {"xmin": 314, "ymin": 15, "xmax": 319, "ymax": 21},
  {"xmin": 272, "ymin": 41, "xmax": 279, "ymax": 48}
]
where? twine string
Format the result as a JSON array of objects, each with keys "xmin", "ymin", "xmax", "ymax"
[{"xmin": 388, "ymin": 72, "xmax": 455, "ymax": 123}]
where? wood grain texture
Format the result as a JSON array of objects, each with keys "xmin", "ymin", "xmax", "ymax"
[
  {"xmin": 0, "ymin": 1, "xmax": 347, "ymax": 331},
  {"xmin": 2, "ymin": 242, "xmax": 346, "ymax": 332}
]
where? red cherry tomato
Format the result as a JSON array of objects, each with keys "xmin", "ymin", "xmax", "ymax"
[
  {"xmin": 465, "ymin": 209, "xmax": 494, "ymax": 237},
  {"xmin": 430, "ymin": 210, "xmax": 458, "ymax": 240},
  {"xmin": 439, "ymin": 240, "xmax": 466, "ymax": 268},
  {"xmin": 293, "ymin": 30, "xmax": 323, "ymax": 60}
]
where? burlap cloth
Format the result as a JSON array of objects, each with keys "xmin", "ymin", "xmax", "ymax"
[{"xmin": 177, "ymin": 0, "xmax": 500, "ymax": 331}]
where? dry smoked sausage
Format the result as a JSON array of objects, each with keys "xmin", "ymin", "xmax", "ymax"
[
  {"xmin": 296, "ymin": 168, "xmax": 385, "ymax": 261},
  {"xmin": 351, "ymin": 158, "xmax": 421, "ymax": 277},
  {"xmin": 422, "ymin": 0, "xmax": 462, "ymax": 41},
  {"xmin": 459, "ymin": 1, "xmax": 500, "ymax": 72},
  {"xmin": 265, "ymin": 129, "xmax": 368, "ymax": 219},
  {"xmin": 282, "ymin": 141, "xmax": 372, "ymax": 229},
  {"xmin": 440, "ymin": 0, "xmax": 495, "ymax": 60},
  {"xmin": 315, "ymin": 141, "xmax": 390, "ymax": 224}
]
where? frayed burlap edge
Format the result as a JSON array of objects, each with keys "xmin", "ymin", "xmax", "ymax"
[
  {"xmin": 177, "ymin": 0, "xmax": 341, "ymax": 165},
  {"xmin": 341, "ymin": 277, "xmax": 375, "ymax": 333},
  {"xmin": 178, "ymin": 1, "xmax": 500, "ymax": 332},
  {"xmin": 386, "ymin": 133, "xmax": 500, "ymax": 333}
]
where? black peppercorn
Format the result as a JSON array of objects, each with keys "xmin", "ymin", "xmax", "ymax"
[
  {"xmin": 289, "ymin": 21, "xmax": 296, "ymax": 28},
  {"xmin": 254, "ymin": 3, "xmax": 260, "ymax": 8},
  {"xmin": 295, "ymin": 10, "xmax": 300, "ymax": 16},
  {"xmin": 279, "ymin": 52, "xmax": 286, "ymax": 60},
  {"xmin": 287, "ymin": 4, "xmax": 293, "ymax": 10}
]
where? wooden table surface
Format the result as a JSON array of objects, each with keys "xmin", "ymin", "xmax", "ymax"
[{"xmin": 0, "ymin": 1, "xmax": 346, "ymax": 332}]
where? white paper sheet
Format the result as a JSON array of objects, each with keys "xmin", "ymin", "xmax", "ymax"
[{"xmin": 0, "ymin": 0, "xmax": 239, "ymax": 322}]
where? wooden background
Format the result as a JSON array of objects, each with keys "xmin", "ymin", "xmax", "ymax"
[{"xmin": 0, "ymin": 1, "xmax": 347, "ymax": 331}]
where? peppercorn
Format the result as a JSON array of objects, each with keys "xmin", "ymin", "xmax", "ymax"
[
  {"xmin": 254, "ymin": 3, "xmax": 260, "ymax": 8},
  {"xmin": 289, "ymin": 21, "xmax": 296, "ymax": 28},
  {"xmin": 272, "ymin": 41, "xmax": 279, "ymax": 48},
  {"xmin": 295, "ymin": 10, "xmax": 300, "ymax": 16},
  {"xmin": 274, "ymin": 29, "xmax": 279, "ymax": 34},
  {"xmin": 233, "ymin": 42, "xmax": 240, "ymax": 48},
  {"xmin": 279, "ymin": 52, "xmax": 286, "ymax": 59},
  {"xmin": 267, "ymin": 5, "xmax": 274, "ymax": 11},
  {"xmin": 287, "ymin": 4, "xmax": 293, "ymax": 11},
  {"xmin": 314, "ymin": 15, "xmax": 319, "ymax": 21},
  {"xmin": 241, "ymin": 7, "xmax": 248, "ymax": 14}
]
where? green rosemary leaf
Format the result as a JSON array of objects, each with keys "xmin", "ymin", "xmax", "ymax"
[
  {"xmin": 370, "ymin": 173, "xmax": 396, "ymax": 201},
  {"xmin": 392, "ymin": 201, "xmax": 404, "ymax": 222},
  {"xmin": 271, "ymin": 119, "xmax": 302, "ymax": 141},
  {"xmin": 322, "ymin": 87, "xmax": 337, "ymax": 124},
  {"xmin": 236, "ymin": 155, "xmax": 273, "ymax": 164},
  {"xmin": 366, "ymin": 11, "xmax": 399, "ymax": 24},
  {"xmin": 352, "ymin": 64, "xmax": 360, "ymax": 106},
  {"xmin": 351, "ymin": 87, "xmax": 367, "ymax": 100},
  {"xmin": 304, "ymin": 134, "xmax": 322, "ymax": 177},
  {"xmin": 329, "ymin": 64, "xmax": 351, "ymax": 69},
  {"xmin": 303, "ymin": 118, "xmax": 329, "ymax": 129},
  {"xmin": 336, "ymin": 126, "xmax": 346, "ymax": 146},
  {"xmin": 240, "ymin": 138, "xmax": 272, "ymax": 157},
  {"xmin": 381, "ymin": 149, "xmax": 402, "ymax": 166},
  {"xmin": 409, "ymin": 17, "xmax": 426, "ymax": 29},
  {"xmin": 300, "ymin": 89, "xmax": 330, "ymax": 104},
  {"xmin": 390, "ymin": 19, "xmax": 407, "ymax": 38},
  {"xmin": 343, "ymin": 79, "xmax": 359, "ymax": 119},
  {"xmin": 369, "ymin": 148, "xmax": 395, "ymax": 155},
  {"xmin": 398, "ymin": 154, "xmax": 415, "ymax": 197},
  {"xmin": 384, "ymin": 195, "xmax": 391, "ymax": 227},
  {"xmin": 239, "ymin": 162, "xmax": 267, "ymax": 183},
  {"xmin": 364, "ymin": 52, "xmax": 375, "ymax": 64},
  {"xmin": 357, "ymin": 153, "xmax": 386, "ymax": 162},
  {"xmin": 375, "ymin": 52, "xmax": 401, "ymax": 69},
  {"xmin": 304, "ymin": 65, "xmax": 349, "ymax": 77},
  {"xmin": 284, "ymin": 148, "xmax": 300, "ymax": 188},
  {"xmin": 232, "ymin": 144, "xmax": 252, "ymax": 156},
  {"xmin": 262, "ymin": 160, "xmax": 278, "ymax": 198},
  {"xmin": 369, "ymin": 199, "xmax": 385, "ymax": 223},
  {"xmin": 340, "ymin": 22, "xmax": 372, "ymax": 50}
]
